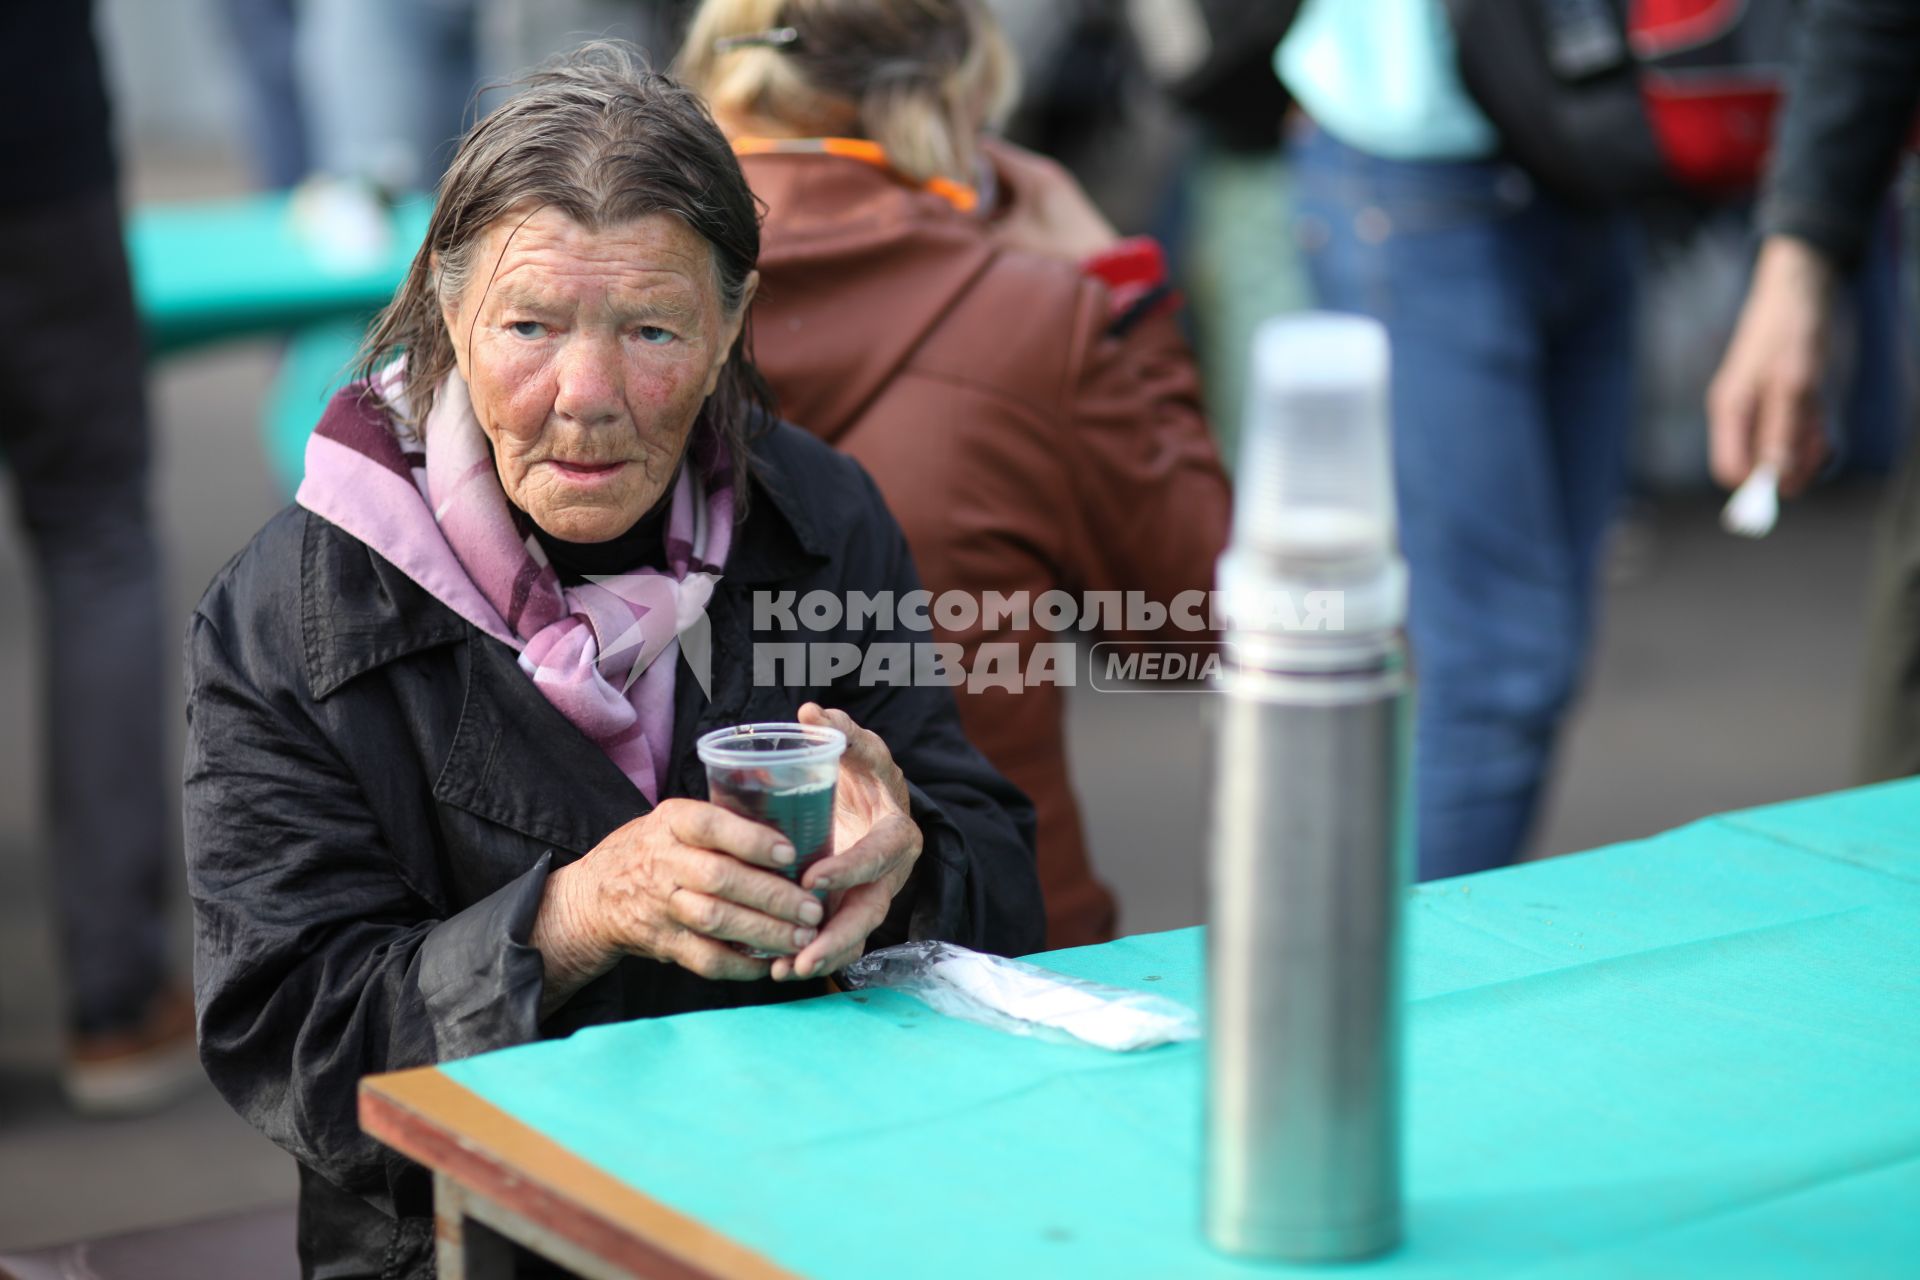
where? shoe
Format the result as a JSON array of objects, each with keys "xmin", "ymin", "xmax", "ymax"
[{"xmin": 62, "ymin": 984, "xmax": 202, "ymax": 1117}]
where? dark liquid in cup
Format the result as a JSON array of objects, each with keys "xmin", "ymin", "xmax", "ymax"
[{"xmin": 707, "ymin": 772, "xmax": 837, "ymax": 891}]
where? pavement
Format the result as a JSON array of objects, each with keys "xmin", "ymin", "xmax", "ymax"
[{"xmin": 0, "ymin": 238, "xmax": 1887, "ymax": 1251}]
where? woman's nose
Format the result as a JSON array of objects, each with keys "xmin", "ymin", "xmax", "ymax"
[{"xmin": 551, "ymin": 335, "xmax": 624, "ymax": 425}]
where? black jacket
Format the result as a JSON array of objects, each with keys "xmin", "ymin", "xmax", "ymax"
[
  {"xmin": 184, "ymin": 410, "xmax": 1045, "ymax": 1279},
  {"xmin": 1757, "ymin": 0, "xmax": 1920, "ymax": 271}
]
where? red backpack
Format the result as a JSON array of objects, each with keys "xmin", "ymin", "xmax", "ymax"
[
  {"xmin": 1633, "ymin": 0, "xmax": 1796, "ymax": 193},
  {"xmin": 1442, "ymin": 0, "xmax": 1795, "ymax": 203}
]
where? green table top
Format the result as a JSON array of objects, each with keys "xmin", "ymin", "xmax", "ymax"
[
  {"xmin": 437, "ymin": 780, "xmax": 1920, "ymax": 1277},
  {"xmin": 127, "ymin": 193, "xmax": 430, "ymax": 355}
]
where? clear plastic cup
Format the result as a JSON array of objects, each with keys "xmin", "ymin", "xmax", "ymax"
[{"xmin": 695, "ymin": 722, "xmax": 846, "ymax": 957}]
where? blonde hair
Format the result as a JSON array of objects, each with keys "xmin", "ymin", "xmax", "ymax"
[{"xmin": 676, "ymin": 0, "xmax": 1019, "ymax": 187}]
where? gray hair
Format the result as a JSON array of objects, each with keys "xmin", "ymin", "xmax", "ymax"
[{"xmin": 356, "ymin": 40, "xmax": 771, "ymax": 496}]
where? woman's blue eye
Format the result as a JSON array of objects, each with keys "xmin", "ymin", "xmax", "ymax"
[
  {"xmin": 636, "ymin": 326, "xmax": 674, "ymax": 345},
  {"xmin": 510, "ymin": 321, "xmax": 545, "ymax": 339}
]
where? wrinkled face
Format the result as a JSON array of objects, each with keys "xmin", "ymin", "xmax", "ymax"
[{"xmin": 440, "ymin": 207, "xmax": 755, "ymax": 542}]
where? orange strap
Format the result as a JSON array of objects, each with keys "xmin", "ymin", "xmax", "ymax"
[{"xmin": 732, "ymin": 136, "xmax": 979, "ymax": 213}]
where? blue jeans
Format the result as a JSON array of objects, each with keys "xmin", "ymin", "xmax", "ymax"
[
  {"xmin": 221, "ymin": 0, "xmax": 311, "ymax": 188},
  {"xmin": 1287, "ymin": 127, "xmax": 1636, "ymax": 880},
  {"xmin": 299, "ymin": 0, "xmax": 478, "ymax": 187}
]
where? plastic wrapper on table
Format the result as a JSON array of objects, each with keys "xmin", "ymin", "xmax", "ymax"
[{"xmin": 841, "ymin": 942, "xmax": 1200, "ymax": 1051}]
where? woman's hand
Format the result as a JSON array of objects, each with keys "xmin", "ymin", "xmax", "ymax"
[
  {"xmin": 531, "ymin": 798, "xmax": 828, "ymax": 1013},
  {"xmin": 1707, "ymin": 234, "xmax": 1836, "ymax": 497},
  {"xmin": 769, "ymin": 703, "xmax": 925, "ymax": 983},
  {"xmin": 980, "ymin": 136, "xmax": 1120, "ymax": 262}
]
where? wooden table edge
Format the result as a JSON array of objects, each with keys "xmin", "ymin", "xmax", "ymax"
[{"xmin": 361, "ymin": 1066, "xmax": 801, "ymax": 1280}]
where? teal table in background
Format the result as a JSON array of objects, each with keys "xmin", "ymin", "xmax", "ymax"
[
  {"xmin": 256, "ymin": 318, "xmax": 367, "ymax": 494},
  {"xmin": 127, "ymin": 194, "xmax": 429, "ymax": 356},
  {"xmin": 362, "ymin": 781, "xmax": 1920, "ymax": 1279},
  {"xmin": 127, "ymin": 194, "xmax": 427, "ymax": 491}
]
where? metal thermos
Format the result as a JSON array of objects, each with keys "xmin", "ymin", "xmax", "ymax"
[{"xmin": 1204, "ymin": 314, "xmax": 1412, "ymax": 1262}]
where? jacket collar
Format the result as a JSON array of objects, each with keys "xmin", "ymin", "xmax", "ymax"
[
  {"xmin": 731, "ymin": 136, "xmax": 981, "ymax": 211},
  {"xmin": 725, "ymin": 424, "xmax": 834, "ymax": 583},
  {"xmin": 432, "ymin": 629, "xmax": 645, "ymax": 854}
]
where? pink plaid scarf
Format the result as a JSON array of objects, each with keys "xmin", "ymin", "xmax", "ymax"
[{"xmin": 297, "ymin": 364, "xmax": 733, "ymax": 803}]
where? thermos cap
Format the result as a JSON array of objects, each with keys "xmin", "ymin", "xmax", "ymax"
[{"xmin": 1226, "ymin": 314, "xmax": 1404, "ymax": 640}]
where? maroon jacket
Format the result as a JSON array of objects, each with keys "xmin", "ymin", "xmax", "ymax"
[{"xmin": 743, "ymin": 149, "xmax": 1231, "ymax": 948}]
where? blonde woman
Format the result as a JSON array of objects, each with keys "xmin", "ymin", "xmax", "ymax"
[{"xmin": 680, "ymin": 0, "xmax": 1231, "ymax": 949}]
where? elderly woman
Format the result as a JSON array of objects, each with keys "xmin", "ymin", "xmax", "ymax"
[
  {"xmin": 184, "ymin": 45, "xmax": 1042, "ymax": 1277},
  {"xmin": 677, "ymin": 0, "xmax": 1232, "ymax": 950}
]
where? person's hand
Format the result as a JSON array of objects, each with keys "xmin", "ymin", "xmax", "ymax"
[
  {"xmin": 1707, "ymin": 235, "xmax": 1837, "ymax": 496},
  {"xmin": 980, "ymin": 136, "xmax": 1120, "ymax": 262},
  {"xmin": 768, "ymin": 703, "xmax": 925, "ymax": 983},
  {"xmin": 532, "ymin": 798, "xmax": 828, "ymax": 1003}
]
